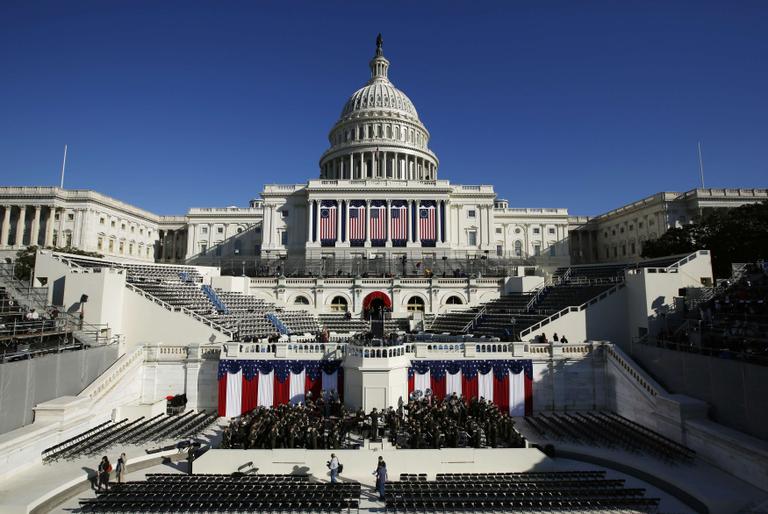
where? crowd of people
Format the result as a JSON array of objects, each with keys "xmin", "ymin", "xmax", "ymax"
[
  {"xmin": 533, "ymin": 332, "xmax": 570, "ymax": 344},
  {"xmin": 221, "ymin": 391, "xmax": 348, "ymax": 450},
  {"xmin": 220, "ymin": 391, "xmax": 524, "ymax": 451}
]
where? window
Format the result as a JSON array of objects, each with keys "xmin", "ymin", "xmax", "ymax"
[
  {"xmin": 54, "ymin": 213, "xmax": 60, "ymax": 221},
  {"xmin": 515, "ymin": 228, "xmax": 521, "ymax": 234},
  {"xmin": 406, "ymin": 296, "xmax": 425, "ymax": 312},
  {"xmin": 67, "ymin": 213, "xmax": 74, "ymax": 221},
  {"xmin": 330, "ymin": 296, "xmax": 348, "ymax": 312},
  {"xmin": 533, "ymin": 244, "xmax": 541, "ymax": 256},
  {"xmin": 620, "ymin": 227, "xmax": 625, "ymax": 233},
  {"xmin": 140, "ymin": 228, "xmax": 144, "ymax": 235},
  {"xmin": 612, "ymin": 229, "xmax": 616, "ymax": 235},
  {"xmin": 121, "ymin": 223, "xmax": 126, "ymax": 230},
  {"xmin": 631, "ymin": 242, "xmax": 636, "ymax": 254},
  {"xmin": 131, "ymin": 226, "xmax": 135, "ymax": 233},
  {"xmin": 97, "ymin": 237, "xmax": 103, "ymax": 250},
  {"xmin": 281, "ymin": 210, "xmax": 289, "ymax": 218},
  {"xmin": 294, "ymin": 296, "xmax": 310, "ymax": 305},
  {"xmin": 202, "ymin": 227, "xmax": 208, "ymax": 234},
  {"xmin": 649, "ymin": 219, "xmax": 655, "ymax": 226},
  {"xmin": 548, "ymin": 228, "xmax": 555, "ymax": 235},
  {"xmin": 217, "ymin": 227, "xmax": 224, "ymax": 234},
  {"xmin": 514, "ymin": 240, "xmax": 522, "ymax": 257},
  {"xmin": 629, "ymin": 224, "xmax": 634, "ymax": 231},
  {"xmin": 99, "ymin": 218, "xmax": 105, "ymax": 225},
  {"xmin": 109, "ymin": 239, "xmax": 114, "ymax": 252},
  {"xmin": 119, "ymin": 241, "xmax": 124, "ymax": 254},
  {"xmin": 237, "ymin": 227, "xmax": 244, "ymax": 234},
  {"xmin": 129, "ymin": 243, "xmax": 134, "ymax": 255},
  {"xmin": 147, "ymin": 247, "xmax": 151, "ymax": 257},
  {"xmin": 445, "ymin": 295, "xmax": 463, "ymax": 305},
  {"xmin": 495, "ymin": 228, "xmax": 502, "ymax": 234},
  {"xmin": 111, "ymin": 220, "xmax": 116, "ymax": 228},
  {"xmin": 468, "ymin": 231, "xmax": 477, "ymax": 246},
  {"xmin": 549, "ymin": 246, "xmax": 556, "ymax": 257},
  {"xmin": 201, "ymin": 243, "xmax": 207, "ymax": 254},
  {"xmin": 639, "ymin": 221, "xmax": 644, "ymax": 228},
  {"xmin": 533, "ymin": 228, "xmax": 540, "ymax": 234},
  {"xmin": 281, "ymin": 231, "xmax": 288, "ymax": 245},
  {"xmin": 468, "ymin": 209, "xmax": 476, "ymax": 218},
  {"xmin": 496, "ymin": 245, "xmax": 503, "ymax": 257}
]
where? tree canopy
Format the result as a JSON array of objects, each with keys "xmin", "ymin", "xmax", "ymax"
[
  {"xmin": 641, "ymin": 200, "xmax": 768, "ymax": 278},
  {"xmin": 13, "ymin": 246, "xmax": 103, "ymax": 282}
]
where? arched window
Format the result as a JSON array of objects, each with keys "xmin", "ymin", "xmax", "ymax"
[
  {"xmin": 407, "ymin": 296, "xmax": 425, "ymax": 312},
  {"xmin": 330, "ymin": 296, "xmax": 348, "ymax": 312},
  {"xmin": 514, "ymin": 240, "xmax": 523, "ymax": 257},
  {"xmin": 386, "ymin": 125, "xmax": 392, "ymax": 138},
  {"xmin": 294, "ymin": 296, "xmax": 310, "ymax": 305},
  {"xmin": 445, "ymin": 295, "xmax": 463, "ymax": 305}
]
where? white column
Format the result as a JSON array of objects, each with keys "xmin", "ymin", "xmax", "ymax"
[
  {"xmin": 30, "ymin": 206, "xmax": 42, "ymax": 246},
  {"xmin": 414, "ymin": 200, "xmax": 420, "ymax": 243},
  {"xmin": 263, "ymin": 206, "xmax": 272, "ymax": 246},
  {"xmin": 436, "ymin": 200, "xmax": 443, "ymax": 243},
  {"xmin": 186, "ymin": 223, "xmax": 196, "ymax": 257},
  {"xmin": 1, "ymin": 206, "xmax": 11, "ymax": 247},
  {"xmin": 336, "ymin": 201, "xmax": 342, "ymax": 242},
  {"xmin": 365, "ymin": 199, "xmax": 371, "ymax": 245},
  {"xmin": 444, "ymin": 201, "xmax": 451, "ymax": 245},
  {"xmin": 385, "ymin": 199, "xmax": 391, "ymax": 245},
  {"xmin": 307, "ymin": 200, "xmax": 314, "ymax": 243},
  {"xmin": 14, "ymin": 206, "xmax": 27, "ymax": 247},
  {"xmin": 71, "ymin": 209, "xmax": 82, "ymax": 248},
  {"xmin": 44, "ymin": 207, "xmax": 55, "ymax": 247},
  {"xmin": 57, "ymin": 208, "xmax": 65, "ymax": 247}
]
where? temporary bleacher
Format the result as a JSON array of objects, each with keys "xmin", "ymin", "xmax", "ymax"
[
  {"xmin": 52, "ymin": 253, "xmax": 324, "ymax": 340},
  {"xmin": 387, "ymin": 471, "xmax": 660, "ymax": 512},
  {"xmin": 524, "ymin": 412, "xmax": 696, "ymax": 463},
  {"xmin": 429, "ymin": 256, "xmax": 687, "ymax": 340},
  {"xmin": 41, "ymin": 411, "xmax": 217, "ymax": 463},
  {"xmin": 79, "ymin": 473, "xmax": 362, "ymax": 513}
]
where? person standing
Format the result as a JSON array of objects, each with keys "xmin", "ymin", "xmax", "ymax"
[
  {"xmin": 97, "ymin": 456, "xmax": 112, "ymax": 491},
  {"xmin": 115, "ymin": 453, "xmax": 127, "ymax": 484},
  {"xmin": 329, "ymin": 453, "xmax": 339, "ymax": 483},
  {"xmin": 373, "ymin": 456, "xmax": 388, "ymax": 500}
]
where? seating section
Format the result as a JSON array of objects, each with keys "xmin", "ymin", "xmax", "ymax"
[
  {"xmin": 79, "ymin": 474, "xmax": 362, "ymax": 513},
  {"xmin": 41, "ymin": 411, "xmax": 217, "ymax": 463},
  {"xmin": 524, "ymin": 412, "xmax": 696, "ymax": 463},
  {"xmin": 387, "ymin": 471, "xmax": 660, "ymax": 512},
  {"xmin": 55, "ymin": 253, "xmax": 325, "ymax": 341},
  {"xmin": 319, "ymin": 313, "xmax": 370, "ymax": 333},
  {"xmin": 0, "ymin": 286, "xmax": 77, "ymax": 362}
]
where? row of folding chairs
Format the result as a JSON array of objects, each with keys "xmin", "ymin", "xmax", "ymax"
[
  {"xmin": 387, "ymin": 479, "xmax": 624, "ymax": 494},
  {"xmin": 145, "ymin": 473, "xmax": 310, "ymax": 482},
  {"xmin": 435, "ymin": 471, "xmax": 607, "ymax": 481},
  {"xmin": 385, "ymin": 497, "xmax": 660, "ymax": 513},
  {"xmin": 81, "ymin": 499, "xmax": 361, "ymax": 513},
  {"xmin": 386, "ymin": 489, "xmax": 649, "ymax": 500},
  {"xmin": 105, "ymin": 484, "xmax": 362, "ymax": 497},
  {"xmin": 42, "ymin": 420, "xmax": 112, "ymax": 461}
]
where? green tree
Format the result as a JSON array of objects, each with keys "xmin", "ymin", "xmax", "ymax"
[
  {"xmin": 641, "ymin": 200, "xmax": 768, "ymax": 278},
  {"xmin": 13, "ymin": 246, "xmax": 104, "ymax": 282}
]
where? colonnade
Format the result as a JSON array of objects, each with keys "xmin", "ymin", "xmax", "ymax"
[
  {"xmin": 158, "ymin": 229, "xmax": 187, "ymax": 262},
  {"xmin": 0, "ymin": 205, "xmax": 57, "ymax": 248},
  {"xmin": 320, "ymin": 151, "xmax": 436, "ymax": 181},
  {"xmin": 307, "ymin": 199, "xmax": 449, "ymax": 246}
]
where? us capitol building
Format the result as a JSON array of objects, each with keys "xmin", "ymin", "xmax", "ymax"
[{"xmin": 0, "ymin": 36, "xmax": 764, "ymax": 269}]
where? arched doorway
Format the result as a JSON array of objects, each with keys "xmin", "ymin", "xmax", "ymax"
[{"xmin": 362, "ymin": 291, "xmax": 392, "ymax": 319}]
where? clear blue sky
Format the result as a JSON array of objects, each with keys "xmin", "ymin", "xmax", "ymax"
[{"xmin": 1, "ymin": 1, "xmax": 766, "ymax": 216}]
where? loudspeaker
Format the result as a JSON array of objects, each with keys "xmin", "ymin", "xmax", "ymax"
[{"xmin": 80, "ymin": 294, "xmax": 89, "ymax": 303}]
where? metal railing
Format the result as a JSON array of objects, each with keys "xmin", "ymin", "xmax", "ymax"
[
  {"xmin": 124, "ymin": 283, "xmax": 234, "ymax": 338},
  {"xmin": 519, "ymin": 282, "xmax": 627, "ymax": 339},
  {"xmin": 462, "ymin": 306, "xmax": 487, "ymax": 333}
]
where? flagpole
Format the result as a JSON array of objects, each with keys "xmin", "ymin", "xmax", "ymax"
[
  {"xmin": 59, "ymin": 145, "xmax": 68, "ymax": 189},
  {"xmin": 697, "ymin": 141, "xmax": 705, "ymax": 189}
]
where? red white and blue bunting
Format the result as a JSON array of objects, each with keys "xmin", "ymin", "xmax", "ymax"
[
  {"xmin": 217, "ymin": 360, "xmax": 344, "ymax": 418},
  {"xmin": 407, "ymin": 360, "xmax": 533, "ymax": 416}
]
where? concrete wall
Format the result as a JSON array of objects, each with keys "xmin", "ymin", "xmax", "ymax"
[
  {"xmin": 0, "ymin": 344, "xmax": 120, "ymax": 434},
  {"xmin": 531, "ymin": 350, "xmax": 606, "ymax": 413},
  {"xmin": 627, "ymin": 342, "xmax": 768, "ymax": 441},
  {"xmin": 121, "ymin": 286, "xmax": 230, "ymax": 349}
]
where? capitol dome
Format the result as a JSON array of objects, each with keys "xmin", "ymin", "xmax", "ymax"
[{"xmin": 319, "ymin": 35, "xmax": 439, "ymax": 181}]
